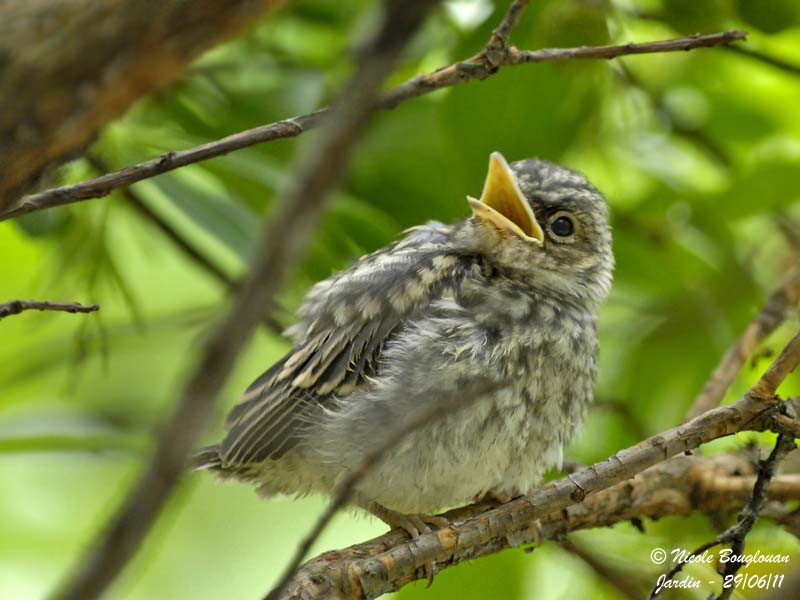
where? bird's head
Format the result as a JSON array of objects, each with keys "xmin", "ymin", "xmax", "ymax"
[{"xmin": 455, "ymin": 152, "xmax": 613, "ymax": 307}]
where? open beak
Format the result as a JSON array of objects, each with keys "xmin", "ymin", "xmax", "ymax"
[{"xmin": 468, "ymin": 152, "xmax": 544, "ymax": 244}]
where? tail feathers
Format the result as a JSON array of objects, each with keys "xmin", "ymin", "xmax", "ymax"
[
  {"xmin": 190, "ymin": 444, "xmax": 264, "ymax": 486},
  {"xmin": 189, "ymin": 444, "xmax": 224, "ymax": 471}
]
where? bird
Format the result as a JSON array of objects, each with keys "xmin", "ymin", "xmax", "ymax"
[{"xmin": 193, "ymin": 151, "xmax": 613, "ymax": 537}]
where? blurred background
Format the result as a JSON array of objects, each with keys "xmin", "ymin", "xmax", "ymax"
[{"xmin": 1, "ymin": 0, "xmax": 800, "ymax": 598}]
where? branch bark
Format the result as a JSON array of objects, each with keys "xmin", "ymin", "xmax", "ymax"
[
  {"xmin": 49, "ymin": 2, "xmax": 439, "ymax": 599},
  {"xmin": 0, "ymin": 0, "xmax": 284, "ymax": 211},
  {"xmin": 0, "ymin": 300, "xmax": 99, "ymax": 320},
  {"xmin": 0, "ymin": 29, "xmax": 746, "ymax": 222}
]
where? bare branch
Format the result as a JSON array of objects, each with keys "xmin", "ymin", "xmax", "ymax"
[
  {"xmin": 0, "ymin": 300, "xmax": 99, "ymax": 320},
  {"xmin": 752, "ymin": 330, "xmax": 800, "ymax": 400},
  {"xmin": 510, "ymin": 30, "xmax": 746, "ymax": 63},
  {"xmin": 687, "ymin": 267, "xmax": 800, "ymax": 419},
  {"xmin": 0, "ymin": 29, "xmax": 747, "ymax": 222},
  {"xmin": 48, "ymin": 2, "xmax": 440, "ymax": 599},
  {"xmin": 0, "ymin": 112, "xmax": 324, "ymax": 222},
  {"xmin": 490, "ymin": 0, "xmax": 529, "ymax": 45}
]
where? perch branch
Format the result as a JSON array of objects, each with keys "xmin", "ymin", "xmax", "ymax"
[
  {"xmin": 276, "ymin": 330, "xmax": 800, "ymax": 599},
  {"xmin": 0, "ymin": 300, "xmax": 99, "ymax": 320},
  {"xmin": 0, "ymin": 29, "xmax": 746, "ymax": 222},
  {"xmin": 49, "ymin": 2, "xmax": 439, "ymax": 599}
]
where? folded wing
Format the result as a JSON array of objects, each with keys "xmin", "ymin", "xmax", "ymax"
[{"xmin": 219, "ymin": 223, "xmax": 474, "ymax": 465}]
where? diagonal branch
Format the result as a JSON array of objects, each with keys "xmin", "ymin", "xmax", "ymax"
[
  {"xmin": 490, "ymin": 0, "xmax": 529, "ymax": 45},
  {"xmin": 0, "ymin": 300, "xmax": 99, "ymax": 320},
  {"xmin": 49, "ymin": 2, "xmax": 440, "ymax": 599},
  {"xmin": 278, "ymin": 329, "xmax": 800, "ymax": 599},
  {"xmin": 0, "ymin": 28, "xmax": 746, "ymax": 222}
]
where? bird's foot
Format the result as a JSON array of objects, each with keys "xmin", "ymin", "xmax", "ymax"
[
  {"xmin": 473, "ymin": 491, "xmax": 514, "ymax": 506},
  {"xmin": 363, "ymin": 502, "xmax": 451, "ymax": 587},
  {"xmin": 364, "ymin": 502, "xmax": 451, "ymax": 537}
]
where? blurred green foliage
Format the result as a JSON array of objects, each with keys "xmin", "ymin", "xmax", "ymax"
[{"xmin": 1, "ymin": 0, "xmax": 800, "ymax": 599}]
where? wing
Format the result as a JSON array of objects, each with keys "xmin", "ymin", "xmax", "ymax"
[{"xmin": 219, "ymin": 222, "xmax": 476, "ymax": 465}]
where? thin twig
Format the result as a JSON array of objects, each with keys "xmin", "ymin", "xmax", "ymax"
[
  {"xmin": 49, "ymin": 2, "xmax": 439, "ymax": 599},
  {"xmin": 0, "ymin": 300, "xmax": 99, "ymax": 320},
  {"xmin": 509, "ymin": 30, "xmax": 746, "ymax": 63},
  {"xmin": 753, "ymin": 330, "xmax": 800, "ymax": 400},
  {"xmin": 0, "ymin": 30, "xmax": 746, "ymax": 222},
  {"xmin": 277, "ymin": 329, "xmax": 800, "ymax": 599},
  {"xmin": 490, "ymin": 0, "xmax": 529, "ymax": 45},
  {"xmin": 0, "ymin": 111, "xmax": 322, "ymax": 222},
  {"xmin": 648, "ymin": 434, "xmax": 796, "ymax": 599},
  {"xmin": 686, "ymin": 267, "xmax": 800, "ymax": 419}
]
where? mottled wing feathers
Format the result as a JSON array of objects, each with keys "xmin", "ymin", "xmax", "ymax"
[{"xmin": 220, "ymin": 223, "xmax": 472, "ymax": 465}]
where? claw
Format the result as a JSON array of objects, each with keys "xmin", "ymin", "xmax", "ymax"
[{"xmin": 530, "ymin": 517, "xmax": 543, "ymax": 545}]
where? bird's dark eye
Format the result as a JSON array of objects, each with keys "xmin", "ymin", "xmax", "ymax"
[{"xmin": 550, "ymin": 216, "xmax": 574, "ymax": 237}]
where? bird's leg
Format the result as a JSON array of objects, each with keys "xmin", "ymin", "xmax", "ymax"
[
  {"xmin": 473, "ymin": 491, "xmax": 513, "ymax": 506},
  {"xmin": 362, "ymin": 501, "xmax": 451, "ymax": 537},
  {"xmin": 359, "ymin": 501, "xmax": 451, "ymax": 587}
]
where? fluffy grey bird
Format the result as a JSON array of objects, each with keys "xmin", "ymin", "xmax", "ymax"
[{"xmin": 194, "ymin": 152, "xmax": 613, "ymax": 535}]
